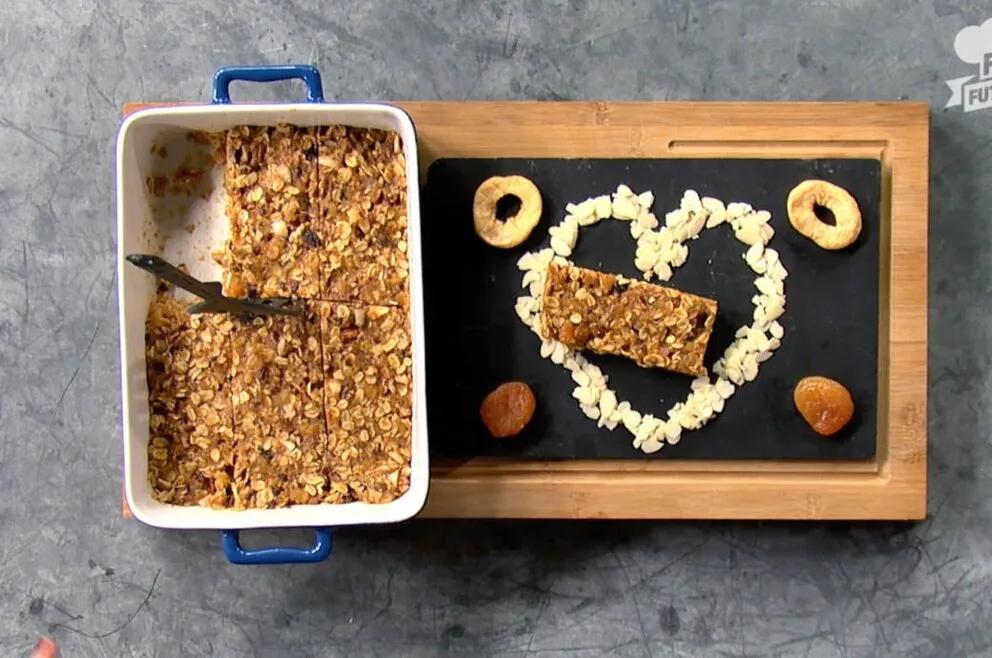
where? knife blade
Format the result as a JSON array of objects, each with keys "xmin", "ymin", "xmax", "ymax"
[{"xmin": 125, "ymin": 254, "xmax": 303, "ymax": 317}]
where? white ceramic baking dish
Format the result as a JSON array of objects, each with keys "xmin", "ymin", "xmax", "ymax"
[{"xmin": 116, "ymin": 66, "xmax": 428, "ymax": 563}]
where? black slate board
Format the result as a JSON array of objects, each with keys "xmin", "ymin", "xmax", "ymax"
[{"xmin": 421, "ymin": 158, "xmax": 880, "ymax": 460}]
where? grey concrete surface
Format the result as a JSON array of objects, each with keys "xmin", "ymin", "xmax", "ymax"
[{"xmin": 0, "ymin": 1, "xmax": 989, "ymax": 656}]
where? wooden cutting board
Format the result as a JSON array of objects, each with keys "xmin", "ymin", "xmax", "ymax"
[{"xmin": 122, "ymin": 101, "xmax": 928, "ymax": 521}]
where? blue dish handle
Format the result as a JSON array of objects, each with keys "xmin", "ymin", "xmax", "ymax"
[
  {"xmin": 212, "ymin": 64, "xmax": 325, "ymax": 104},
  {"xmin": 221, "ymin": 528, "xmax": 334, "ymax": 565}
]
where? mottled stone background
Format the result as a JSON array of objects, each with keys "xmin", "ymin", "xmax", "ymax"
[{"xmin": 0, "ymin": 1, "xmax": 989, "ymax": 656}]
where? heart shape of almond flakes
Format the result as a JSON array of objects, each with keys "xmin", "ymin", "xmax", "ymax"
[{"xmin": 513, "ymin": 185, "xmax": 789, "ymax": 454}]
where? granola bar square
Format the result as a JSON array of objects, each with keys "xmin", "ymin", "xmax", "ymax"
[
  {"xmin": 316, "ymin": 302, "xmax": 413, "ymax": 504},
  {"xmin": 316, "ymin": 126, "xmax": 409, "ymax": 307},
  {"xmin": 222, "ymin": 124, "xmax": 324, "ymax": 299},
  {"xmin": 229, "ymin": 303, "xmax": 328, "ymax": 508},
  {"xmin": 145, "ymin": 292, "xmax": 236, "ymax": 508}
]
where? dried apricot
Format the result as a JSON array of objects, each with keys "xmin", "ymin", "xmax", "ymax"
[
  {"xmin": 793, "ymin": 376, "xmax": 854, "ymax": 436},
  {"xmin": 480, "ymin": 382, "xmax": 537, "ymax": 438}
]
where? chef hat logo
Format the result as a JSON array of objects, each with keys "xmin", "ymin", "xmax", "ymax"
[{"xmin": 954, "ymin": 17, "xmax": 992, "ymax": 64}]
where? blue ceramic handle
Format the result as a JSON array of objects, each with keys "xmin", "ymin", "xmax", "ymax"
[
  {"xmin": 212, "ymin": 65, "xmax": 325, "ymax": 104},
  {"xmin": 221, "ymin": 528, "xmax": 334, "ymax": 565}
]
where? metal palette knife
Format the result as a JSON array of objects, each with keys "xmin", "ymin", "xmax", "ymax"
[{"xmin": 126, "ymin": 254, "xmax": 302, "ymax": 317}]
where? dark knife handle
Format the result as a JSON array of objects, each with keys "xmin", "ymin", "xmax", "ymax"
[{"xmin": 126, "ymin": 254, "xmax": 223, "ymax": 301}]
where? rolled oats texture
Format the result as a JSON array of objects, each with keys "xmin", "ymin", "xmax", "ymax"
[
  {"xmin": 229, "ymin": 305, "xmax": 327, "ymax": 509},
  {"xmin": 145, "ymin": 292, "xmax": 236, "ymax": 509},
  {"xmin": 221, "ymin": 125, "xmax": 323, "ymax": 299},
  {"xmin": 143, "ymin": 122, "xmax": 416, "ymax": 509},
  {"xmin": 318, "ymin": 301, "xmax": 413, "ymax": 504},
  {"xmin": 540, "ymin": 262, "xmax": 717, "ymax": 377},
  {"xmin": 316, "ymin": 126, "xmax": 410, "ymax": 308}
]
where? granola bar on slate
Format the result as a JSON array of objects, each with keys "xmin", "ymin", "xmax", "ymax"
[{"xmin": 540, "ymin": 262, "xmax": 717, "ymax": 377}]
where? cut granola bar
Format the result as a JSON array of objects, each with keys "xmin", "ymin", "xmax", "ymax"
[
  {"xmin": 316, "ymin": 126, "xmax": 409, "ymax": 307},
  {"xmin": 145, "ymin": 292, "xmax": 236, "ymax": 508},
  {"xmin": 541, "ymin": 262, "xmax": 718, "ymax": 377},
  {"xmin": 145, "ymin": 122, "xmax": 417, "ymax": 510},
  {"xmin": 229, "ymin": 304, "xmax": 328, "ymax": 508},
  {"xmin": 317, "ymin": 302, "xmax": 413, "ymax": 504},
  {"xmin": 222, "ymin": 124, "xmax": 323, "ymax": 299}
]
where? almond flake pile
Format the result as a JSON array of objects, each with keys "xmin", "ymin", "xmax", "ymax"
[{"xmin": 514, "ymin": 185, "xmax": 788, "ymax": 454}]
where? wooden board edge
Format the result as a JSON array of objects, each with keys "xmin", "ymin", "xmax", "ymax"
[
  {"xmin": 398, "ymin": 100, "xmax": 930, "ymax": 126},
  {"xmin": 877, "ymin": 107, "xmax": 929, "ymax": 519},
  {"xmin": 419, "ymin": 472, "xmax": 926, "ymax": 520}
]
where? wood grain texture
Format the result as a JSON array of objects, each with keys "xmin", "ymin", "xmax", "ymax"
[{"xmin": 121, "ymin": 101, "xmax": 928, "ymax": 521}]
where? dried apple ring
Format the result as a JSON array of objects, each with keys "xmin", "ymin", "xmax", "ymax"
[
  {"xmin": 786, "ymin": 179, "xmax": 862, "ymax": 250},
  {"xmin": 473, "ymin": 175, "xmax": 542, "ymax": 248}
]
